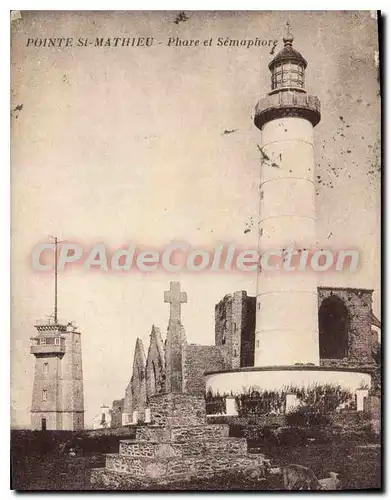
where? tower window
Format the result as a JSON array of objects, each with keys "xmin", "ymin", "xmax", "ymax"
[
  {"xmin": 43, "ymin": 362, "xmax": 49, "ymax": 375},
  {"xmin": 55, "ymin": 337, "xmax": 60, "ymax": 345},
  {"xmin": 222, "ymin": 336, "xmax": 226, "ymax": 346},
  {"xmin": 42, "ymin": 389, "xmax": 48, "ymax": 401}
]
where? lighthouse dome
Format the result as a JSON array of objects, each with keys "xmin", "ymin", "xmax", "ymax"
[
  {"xmin": 268, "ymin": 24, "xmax": 307, "ymax": 92},
  {"xmin": 269, "ymin": 45, "xmax": 307, "ymax": 70}
]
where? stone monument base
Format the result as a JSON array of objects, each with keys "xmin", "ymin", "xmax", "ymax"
[{"xmin": 91, "ymin": 393, "xmax": 267, "ymax": 488}]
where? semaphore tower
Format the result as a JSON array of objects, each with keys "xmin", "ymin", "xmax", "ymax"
[{"xmin": 30, "ymin": 237, "xmax": 84, "ymax": 430}]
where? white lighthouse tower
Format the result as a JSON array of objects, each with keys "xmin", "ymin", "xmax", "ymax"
[
  {"xmin": 205, "ymin": 24, "xmax": 371, "ymax": 398},
  {"xmin": 253, "ymin": 24, "xmax": 321, "ymax": 367}
]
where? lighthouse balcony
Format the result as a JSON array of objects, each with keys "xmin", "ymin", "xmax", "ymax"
[
  {"xmin": 30, "ymin": 336, "xmax": 66, "ymax": 355},
  {"xmin": 254, "ymin": 91, "xmax": 321, "ymax": 129},
  {"xmin": 30, "ymin": 344, "xmax": 66, "ymax": 355}
]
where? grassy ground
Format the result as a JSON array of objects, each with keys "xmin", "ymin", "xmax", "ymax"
[
  {"xmin": 11, "ymin": 438, "xmax": 381, "ymax": 491},
  {"xmin": 260, "ymin": 442, "xmax": 381, "ymax": 491}
]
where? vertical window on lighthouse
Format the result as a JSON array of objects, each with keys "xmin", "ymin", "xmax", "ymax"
[
  {"xmin": 43, "ymin": 362, "xmax": 49, "ymax": 375},
  {"xmin": 287, "ymin": 63, "xmax": 305, "ymax": 89},
  {"xmin": 272, "ymin": 64, "xmax": 283, "ymax": 89},
  {"xmin": 42, "ymin": 389, "xmax": 48, "ymax": 401},
  {"xmin": 272, "ymin": 62, "xmax": 305, "ymax": 90}
]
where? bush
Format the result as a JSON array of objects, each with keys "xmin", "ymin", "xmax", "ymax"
[
  {"xmin": 286, "ymin": 406, "xmax": 331, "ymax": 427},
  {"xmin": 291, "ymin": 384, "xmax": 353, "ymax": 414},
  {"xmin": 235, "ymin": 389, "xmax": 286, "ymax": 416},
  {"xmin": 205, "ymin": 388, "xmax": 226, "ymax": 415},
  {"xmin": 205, "ymin": 384, "xmax": 354, "ymax": 417}
]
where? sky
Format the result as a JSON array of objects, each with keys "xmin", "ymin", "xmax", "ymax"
[{"xmin": 11, "ymin": 11, "xmax": 380, "ymax": 427}]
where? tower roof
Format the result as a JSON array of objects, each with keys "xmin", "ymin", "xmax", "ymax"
[{"xmin": 269, "ymin": 23, "xmax": 307, "ymax": 70}]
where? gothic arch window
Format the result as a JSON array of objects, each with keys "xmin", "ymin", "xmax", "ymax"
[{"xmin": 319, "ymin": 295, "xmax": 349, "ymax": 359}]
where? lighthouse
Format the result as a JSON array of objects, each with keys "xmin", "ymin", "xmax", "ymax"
[
  {"xmin": 254, "ymin": 24, "xmax": 321, "ymax": 367},
  {"xmin": 206, "ymin": 23, "xmax": 371, "ymax": 398}
]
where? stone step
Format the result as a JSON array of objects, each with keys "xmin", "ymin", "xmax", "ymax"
[
  {"xmin": 119, "ymin": 438, "xmax": 247, "ymax": 458},
  {"xmin": 136, "ymin": 424, "xmax": 230, "ymax": 442},
  {"xmin": 105, "ymin": 452, "xmax": 266, "ymax": 479}
]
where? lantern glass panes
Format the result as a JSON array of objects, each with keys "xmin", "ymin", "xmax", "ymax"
[{"xmin": 272, "ymin": 61, "xmax": 305, "ymax": 90}]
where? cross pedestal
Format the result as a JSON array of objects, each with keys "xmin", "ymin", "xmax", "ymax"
[{"xmin": 164, "ymin": 282, "xmax": 187, "ymax": 393}]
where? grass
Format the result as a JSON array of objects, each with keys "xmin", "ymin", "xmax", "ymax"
[{"xmin": 11, "ymin": 431, "xmax": 381, "ymax": 491}]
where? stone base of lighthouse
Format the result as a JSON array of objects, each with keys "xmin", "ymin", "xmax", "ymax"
[{"xmin": 205, "ymin": 366, "xmax": 371, "ymax": 402}]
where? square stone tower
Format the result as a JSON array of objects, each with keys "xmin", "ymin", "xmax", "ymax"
[
  {"xmin": 215, "ymin": 291, "xmax": 256, "ymax": 368},
  {"xmin": 30, "ymin": 319, "xmax": 84, "ymax": 430}
]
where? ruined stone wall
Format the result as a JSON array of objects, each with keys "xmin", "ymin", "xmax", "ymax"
[
  {"xmin": 231, "ymin": 292, "xmax": 244, "ymax": 369},
  {"xmin": 318, "ymin": 287, "xmax": 374, "ymax": 363},
  {"xmin": 145, "ymin": 328, "xmax": 165, "ymax": 400},
  {"xmin": 214, "ymin": 287, "xmax": 375, "ymax": 370},
  {"xmin": 110, "ymin": 398, "xmax": 124, "ymax": 428},
  {"xmin": 240, "ymin": 295, "xmax": 256, "ymax": 367},
  {"xmin": 215, "ymin": 294, "xmax": 233, "ymax": 366},
  {"xmin": 183, "ymin": 344, "xmax": 226, "ymax": 395},
  {"xmin": 131, "ymin": 373, "xmax": 146, "ymax": 421},
  {"xmin": 123, "ymin": 382, "xmax": 132, "ymax": 413},
  {"xmin": 214, "ymin": 292, "xmax": 256, "ymax": 369}
]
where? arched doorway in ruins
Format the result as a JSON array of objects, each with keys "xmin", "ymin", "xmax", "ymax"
[{"xmin": 319, "ymin": 295, "xmax": 349, "ymax": 359}]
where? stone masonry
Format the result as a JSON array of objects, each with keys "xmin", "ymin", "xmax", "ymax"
[
  {"xmin": 317, "ymin": 287, "xmax": 375, "ymax": 363},
  {"xmin": 30, "ymin": 322, "xmax": 84, "ymax": 431},
  {"xmin": 122, "ymin": 282, "xmax": 232, "ymax": 424},
  {"xmin": 91, "ymin": 393, "xmax": 267, "ymax": 488},
  {"xmin": 215, "ymin": 291, "xmax": 256, "ymax": 368},
  {"xmin": 119, "ymin": 283, "xmax": 380, "ymax": 426}
]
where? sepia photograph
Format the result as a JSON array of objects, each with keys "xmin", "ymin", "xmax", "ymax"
[{"xmin": 10, "ymin": 10, "xmax": 381, "ymax": 491}]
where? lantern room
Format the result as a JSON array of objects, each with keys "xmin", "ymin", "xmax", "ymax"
[{"xmin": 269, "ymin": 24, "xmax": 307, "ymax": 93}]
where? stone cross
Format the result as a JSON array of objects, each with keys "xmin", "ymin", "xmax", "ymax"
[{"xmin": 164, "ymin": 281, "xmax": 187, "ymax": 325}]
